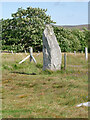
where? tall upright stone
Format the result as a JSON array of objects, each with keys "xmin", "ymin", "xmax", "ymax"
[{"xmin": 43, "ymin": 24, "xmax": 62, "ymax": 71}]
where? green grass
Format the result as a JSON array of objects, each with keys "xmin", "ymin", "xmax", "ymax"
[{"xmin": 2, "ymin": 52, "xmax": 88, "ymax": 118}]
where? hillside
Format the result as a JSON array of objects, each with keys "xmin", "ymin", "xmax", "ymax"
[{"xmin": 53, "ymin": 24, "xmax": 88, "ymax": 30}]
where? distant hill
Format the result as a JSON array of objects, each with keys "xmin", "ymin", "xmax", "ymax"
[{"xmin": 53, "ymin": 24, "xmax": 88, "ymax": 30}]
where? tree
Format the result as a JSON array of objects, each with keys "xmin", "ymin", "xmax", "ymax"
[
  {"xmin": 72, "ymin": 28, "xmax": 88, "ymax": 52},
  {"xmin": 53, "ymin": 26, "xmax": 81, "ymax": 52},
  {"xmin": 2, "ymin": 7, "xmax": 88, "ymax": 52},
  {"xmin": 2, "ymin": 7, "xmax": 55, "ymax": 52}
]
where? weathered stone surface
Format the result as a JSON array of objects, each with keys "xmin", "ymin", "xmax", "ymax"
[{"xmin": 43, "ymin": 24, "xmax": 62, "ymax": 71}]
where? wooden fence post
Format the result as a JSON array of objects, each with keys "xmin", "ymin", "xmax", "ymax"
[
  {"xmin": 64, "ymin": 53, "xmax": 67, "ymax": 70},
  {"xmin": 85, "ymin": 47, "xmax": 88, "ymax": 61},
  {"xmin": 30, "ymin": 47, "xmax": 33, "ymax": 62},
  {"xmin": 19, "ymin": 55, "xmax": 30, "ymax": 64},
  {"xmin": 11, "ymin": 50, "xmax": 13, "ymax": 54},
  {"xmin": 74, "ymin": 51, "xmax": 76, "ymax": 55},
  {"xmin": 81, "ymin": 51, "xmax": 83, "ymax": 54},
  {"xmin": 25, "ymin": 50, "xmax": 27, "ymax": 55},
  {"xmin": 19, "ymin": 47, "xmax": 37, "ymax": 64}
]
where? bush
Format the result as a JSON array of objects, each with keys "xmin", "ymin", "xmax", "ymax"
[{"xmin": 53, "ymin": 26, "xmax": 88, "ymax": 52}]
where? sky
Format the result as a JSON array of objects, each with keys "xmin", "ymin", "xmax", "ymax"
[{"xmin": 1, "ymin": 2, "xmax": 88, "ymax": 25}]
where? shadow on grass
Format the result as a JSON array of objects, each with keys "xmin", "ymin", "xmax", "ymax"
[{"xmin": 11, "ymin": 71, "xmax": 37, "ymax": 75}]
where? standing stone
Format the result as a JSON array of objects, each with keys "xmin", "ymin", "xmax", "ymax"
[{"xmin": 43, "ymin": 24, "xmax": 62, "ymax": 71}]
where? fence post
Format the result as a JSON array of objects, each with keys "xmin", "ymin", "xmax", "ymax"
[
  {"xmin": 64, "ymin": 53, "xmax": 67, "ymax": 70},
  {"xmin": 11, "ymin": 50, "xmax": 13, "ymax": 54},
  {"xmin": 30, "ymin": 47, "xmax": 33, "ymax": 62},
  {"xmin": 19, "ymin": 47, "xmax": 37, "ymax": 64},
  {"xmin": 74, "ymin": 51, "xmax": 76, "ymax": 55},
  {"xmin": 85, "ymin": 47, "xmax": 88, "ymax": 61},
  {"xmin": 25, "ymin": 50, "xmax": 27, "ymax": 55},
  {"xmin": 81, "ymin": 51, "xmax": 83, "ymax": 54}
]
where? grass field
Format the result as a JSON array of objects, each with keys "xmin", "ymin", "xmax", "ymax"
[{"xmin": 2, "ymin": 52, "xmax": 88, "ymax": 118}]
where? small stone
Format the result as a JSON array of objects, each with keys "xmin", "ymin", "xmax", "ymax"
[{"xmin": 76, "ymin": 102, "xmax": 90, "ymax": 107}]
